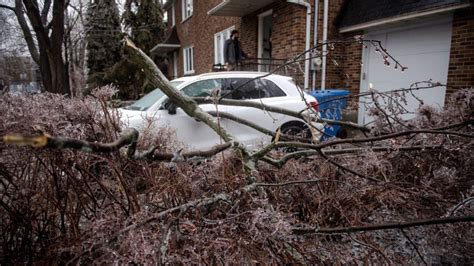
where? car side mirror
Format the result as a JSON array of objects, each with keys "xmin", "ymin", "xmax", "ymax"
[{"xmin": 164, "ymin": 100, "xmax": 177, "ymax": 115}]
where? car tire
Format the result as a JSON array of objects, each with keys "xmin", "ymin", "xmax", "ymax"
[
  {"xmin": 273, "ymin": 122, "xmax": 311, "ymax": 153},
  {"xmin": 280, "ymin": 122, "xmax": 311, "ymax": 140}
]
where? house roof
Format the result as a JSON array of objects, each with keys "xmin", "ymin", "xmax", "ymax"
[
  {"xmin": 150, "ymin": 26, "xmax": 181, "ymax": 54},
  {"xmin": 339, "ymin": 0, "xmax": 471, "ymax": 32},
  {"xmin": 208, "ymin": 0, "xmax": 275, "ymax": 16},
  {"xmin": 163, "ymin": 0, "xmax": 174, "ymax": 10}
]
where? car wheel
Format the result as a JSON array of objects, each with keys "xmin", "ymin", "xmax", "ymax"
[
  {"xmin": 280, "ymin": 122, "xmax": 310, "ymax": 140},
  {"xmin": 274, "ymin": 122, "xmax": 311, "ymax": 153}
]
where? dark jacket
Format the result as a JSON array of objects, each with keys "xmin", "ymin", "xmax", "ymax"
[{"xmin": 224, "ymin": 38, "xmax": 247, "ymax": 64}]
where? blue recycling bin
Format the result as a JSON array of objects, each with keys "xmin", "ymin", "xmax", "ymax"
[{"xmin": 309, "ymin": 89, "xmax": 350, "ymax": 140}]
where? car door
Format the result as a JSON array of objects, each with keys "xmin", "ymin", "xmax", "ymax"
[
  {"xmin": 222, "ymin": 78, "xmax": 287, "ymax": 147},
  {"xmin": 158, "ymin": 78, "xmax": 227, "ymax": 150}
]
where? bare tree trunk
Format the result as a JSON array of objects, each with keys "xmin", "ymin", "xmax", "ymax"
[{"xmin": 21, "ymin": 0, "xmax": 69, "ymax": 94}]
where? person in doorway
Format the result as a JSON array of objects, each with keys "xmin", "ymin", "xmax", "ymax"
[{"xmin": 224, "ymin": 30, "xmax": 248, "ymax": 71}]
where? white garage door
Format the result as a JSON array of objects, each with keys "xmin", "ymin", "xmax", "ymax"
[{"xmin": 358, "ymin": 16, "xmax": 453, "ymax": 126}]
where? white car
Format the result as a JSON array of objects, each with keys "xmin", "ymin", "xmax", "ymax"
[{"xmin": 119, "ymin": 72, "xmax": 322, "ymax": 150}]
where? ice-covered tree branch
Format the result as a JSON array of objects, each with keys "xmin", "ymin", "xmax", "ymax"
[{"xmin": 292, "ymin": 216, "xmax": 474, "ymax": 235}]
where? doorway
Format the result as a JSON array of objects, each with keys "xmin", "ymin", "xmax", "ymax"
[{"xmin": 258, "ymin": 10, "xmax": 273, "ymax": 72}]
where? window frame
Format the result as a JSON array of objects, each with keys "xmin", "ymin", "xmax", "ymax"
[
  {"xmin": 183, "ymin": 45, "xmax": 195, "ymax": 75},
  {"xmin": 172, "ymin": 51, "xmax": 178, "ymax": 79},
  {"xmin": 170, "ymin": 5, "xmax": 175, "ymax": 26},
  {"xmin": 181, "ymin": 0, "xmax": 193, "ymax": 22},
  {"xmin": 214, "ymin": 26, "xmax": 235, "ymax": 65}
]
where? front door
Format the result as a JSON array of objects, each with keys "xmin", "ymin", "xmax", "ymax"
[{"xmin": 258, "ymin": 10, "xmax": 273, "ymax": 72}]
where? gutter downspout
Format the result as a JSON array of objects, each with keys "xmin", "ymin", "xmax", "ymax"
[
  {"xmin": 321, "ymin": 0, "xmax": 329, "ymax": 90},
  {"xmin": 287, "ymin": 0, "xmax": 311, "ymax": 91},
  {"xmin": 312, "ymin": 0, "xmax": 319, "ymax": 90}
]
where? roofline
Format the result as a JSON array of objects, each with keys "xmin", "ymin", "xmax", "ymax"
[
  {"xmin": 208, "ymin": 0, "xmax": 276, "ymax": 17},
  {"xmin": 150, "ymin": 44, "xmax": 181, "ymax": 53},
  {"xmin": 339, "ymin": 3, "xmax": 471, "ymax": 33},
  {"xmin": 163, "ymin": 0, "xmax": 174, "ymax": 10},
  {"xmin": 207, "ymin": 0, "xmax": 230, "ymax": 16}
]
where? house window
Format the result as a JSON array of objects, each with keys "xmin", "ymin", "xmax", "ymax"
[
  {"xmin": 183, "ymin": 46, "xmax": 194, "ymax": 75},
  {"xmin": 214, "ymin": 26, "xmax": 235, "ymax": 65},
  {"xmin": 182, "ymin": 0, "xmax": 193, "ymax": 21}
]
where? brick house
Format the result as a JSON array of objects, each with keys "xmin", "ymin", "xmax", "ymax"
[
  {"xmin": 0, "ymin": 56, "xmax": 42, "ymax": 92},
  {"xmin": 153, "ymin": 0, "xmax": 316, "ymax": 82},
  {"xmin": 151, "ymin": 0, "xmax": 240, "ymax": 80},
  {"xmin": 152, "ymin": 0, "xmax": 473, "ymax": 124}
]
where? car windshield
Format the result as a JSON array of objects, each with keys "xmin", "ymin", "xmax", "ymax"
[{"xmin": 124, "ymin": 80, "xmax": 184, "ymax": 111}]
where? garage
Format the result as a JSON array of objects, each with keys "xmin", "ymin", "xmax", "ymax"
[{"xmin": 357, "ymin": 16, "xmax": 453, "ymax": 125}]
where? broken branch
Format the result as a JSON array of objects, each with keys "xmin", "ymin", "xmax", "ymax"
[{"xmin": 292, "ymin": 216, "xmax": 474, "ymax": 235}]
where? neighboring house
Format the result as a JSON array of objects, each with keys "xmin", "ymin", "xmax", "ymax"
[
  {"xmin": 152, "ymin": 0, "xmax": 240, "ymax": 80},
  {"xmin": 0, "ymin": 55, "xmax": 42, "ymax": 92},
  {"xmin": 152, "ymin": 0, "xmax": 473, "ymax": 123}
]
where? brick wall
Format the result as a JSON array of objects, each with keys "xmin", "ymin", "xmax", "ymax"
[
  {"xmin": 239, "ymin": 0, "xmax": 314, "ymax": 86},
  {"xmin": 309, "ymin": 0, "xmax": 363, "ymax": 94},
  {"xmin": 447, "ymin": 7, "xmax": 474, "ymax": 96},
  {"xmin": 239, "ymin": 14, "xmax": 257, "ymax": 58},
  {"xmin": 166, "ymin": 0, "xmax": 240, "ymax": 77}
]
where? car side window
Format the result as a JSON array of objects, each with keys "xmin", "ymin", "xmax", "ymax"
[
  {"xmin": 181, "ymin": 79, "xmax": 222, "ymax": 97},
  {"xmin": 224, "ymin": 78, "xmax": 286, "ymax": 100}
]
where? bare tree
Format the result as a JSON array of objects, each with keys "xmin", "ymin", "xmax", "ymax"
[
  {"xmin": 0, "ymin": 7, "xmax": 28, "ymax": 55},
  {"xmin": 0, "ymin": 0, "xmax": 70, "ymax": 94},
  {"xmin": 64, "ymin": 0, "xmax": 87, "ymax": 96}
]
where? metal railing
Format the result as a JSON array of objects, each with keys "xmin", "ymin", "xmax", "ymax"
[
  {"xmin": 212, "ymin": 57, "xmax": 299, "ymax": 76},
  {"xmin": 240, "ymin": 57, "xmax": 288, "ymax": 73}
]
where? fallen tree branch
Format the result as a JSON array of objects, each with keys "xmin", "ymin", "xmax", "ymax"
[
  {"xmin": 252, "ymin": 127, "xmax": 473, "ymax": 160},
  {"xmin": 261, "ymin": 150, "xmax": 319, "ymax": 168},
  {"xmin": 254, "ymin": 179, "xmax": 343, "ymax": 187},
  {"xmin": 208, "ymin": 111, "xmax": 311, "ymax": 143},
  {"xmin": 70, "ymin": 177, "xmax": 358, "ymax": 263},
  {"xmin": 2, "ymin": 130, "xmax": 234, "ymax": 162},
  {"xmin": 160, "ymin": 224, "xmax": 173, "ymax": 264},
  {"xmin": 67, "ymin": 182, "xmax": 261, "ymax": 264},
  {"xmin": 315, "ymin": 81, "xmax": 451, "ymax": 113},
  {"xmin": 135, "ymin": 142, "xmax": 234, "ymax": 161},
  {"xmin": 400, "ymin": 229, "xmax": 427, "ymax": 265},
  {"xmin": 2, "ymin": 128, "xmax": 139, "ymax": 157},
  {"xmin": 0, "ymin": 3, "xmax": 15, "ymax": 11},
  {"xmin": 292, "ymin": 216, "xmax": 474, "ymax": 235},
  {"xmin": 317, "ymin": 149, "xmax": 380, "ymax": 182},
  {"xmin": 261, "ymin": 145, "xmax": 443, "ymax": 168},
  {"xmin": 195, "ymin": 97, "xmax": 371, "ymax": 133}
]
